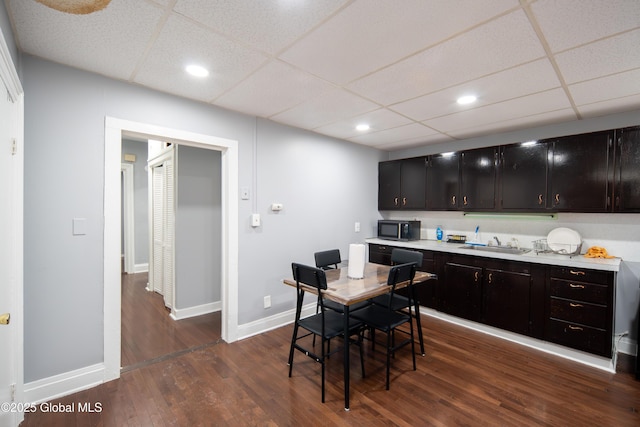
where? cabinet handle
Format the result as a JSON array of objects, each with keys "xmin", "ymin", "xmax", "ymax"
[
  {"xmin": 569, "ymin": 283, "xmax": 585, "ymax": 289},
  {"xmin": 474, "ymin": 271, "xmax": 479, "ymax": 282},
  {"xmin": 606, "ymin": 196, "xmax": 611, "ymax": 208},
  {"xmin": 402, "ymin": 197, "xmax": 407, "ymax": 206},
  {"xmin": 568, "ymin": 325, "xmax": 584, "ymax": 331},
  {"xmin": 451, "ymin": 195, "xmax": 456, "ymax": 205},
  {"xmin": 555, "ymin": 193, "xmax": 560, "ymax": 205},
  {"xmin": 463, "ymin": 196, "xmax": 468, "ymax": 206},
  {"xmin": 394, "ymin": 197, "xmax": 399, "ymax": 206},
  {"xmin": 538, "ymin": 194, "xmax": 543, "ymax": 205},
  {"xmin": 488, "ymin": 273, "xmax": 493, "ymax": 284},
  {"xmin": 569, "ymin": 303, "xmax": 584, "ymax": 308},
  {"xmin": 569, "ymin": 270, "xmax": 585, "ymax": 276}
]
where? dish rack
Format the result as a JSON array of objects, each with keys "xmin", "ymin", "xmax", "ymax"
[{"xmin": 532, "ymin": 239, "xmax": 582, "ymax": 256}]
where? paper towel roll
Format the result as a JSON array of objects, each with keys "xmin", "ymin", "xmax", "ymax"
[{"xmin": 348, "ymin": 243, "xmax": 366, "ymax": 279}]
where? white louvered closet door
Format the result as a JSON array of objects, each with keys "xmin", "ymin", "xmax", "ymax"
[
  {"xmin": 161, "ymin": 158, "xmax": 175, "ymax": 309},
  {"xmin": 151, "ymin": 165, "xmax": 164, "ymax": 295}
]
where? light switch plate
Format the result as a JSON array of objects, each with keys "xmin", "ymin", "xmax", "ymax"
[
  {"xmin": 241, "ymin": 187, "xmax": 250, "ymax": 200},
  {"xmin": 251, "ymin": 213, "xmax": 260, "ymax": 227},
  {"xmin": 73, "ymin": 218, "xmax": 87, "ymax": 235}
]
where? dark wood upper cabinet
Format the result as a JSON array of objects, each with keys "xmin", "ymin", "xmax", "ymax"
[
  {"xmin": 547, "ymin": 130, "xmax": 613, "ymax": 212},
  {"xmin": 460, "ymin": 147, "xmax": 497, "ymax": 210},
  {"xmin": 614, "ymin": 126, "xmax": 640, "ymax": 212},
  {"xmin": 426, "ymin": 152, "xmax": 459, "ymax": 210},
  {"xmin": 378, "ymin": 157, "xmax": 426, "ymax": 210},
  {"xmin": 500, "ymin": 141, "xmax": 549, "ymax": 210}
]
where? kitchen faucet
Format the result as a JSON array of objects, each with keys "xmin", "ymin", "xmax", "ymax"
[{"xmin": 493, "ymin": 236, "xmax": 501, "ymax": 246}]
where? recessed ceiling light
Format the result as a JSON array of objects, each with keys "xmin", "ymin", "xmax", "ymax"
[
  {"xmin": 186, "ymin": 64, "xmax": 209, "ymax": 78},
  {"xmin": 457, "ymin": 95, "xmax": 477, "ymax": 105},
  {"xmin": 356, "ymin": 124, "xmax": 370, "ymax": 131}
]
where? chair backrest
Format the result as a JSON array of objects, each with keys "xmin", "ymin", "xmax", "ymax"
[
  {"xmin": 292, "ymin": 262, "xmax": 328, "ymax": 291},
  {"xmin": 314, "ymin": 249, "xmax": 341, "ymax": 270},
  {"xmin": 391, "ymin": 248, "xmax": 423, "ymax": 268},
  {"xmin": 387, "ymin": 262, "xmax": 416, "ymax": 287}
]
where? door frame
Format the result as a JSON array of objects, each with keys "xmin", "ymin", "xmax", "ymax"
[
  {"xmin": 0, "ymin": 29, "xmax": 24, "ymax": 427},
  {"xmin": 121, "ymin": 163, "xmax": 135, "ymax": 274},
  {"xmin": 104, "ymin": 117, "xmax": 239, "ymax": 382}
]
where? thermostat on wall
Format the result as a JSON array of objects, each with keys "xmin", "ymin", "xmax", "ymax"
[{"xmin": 271, "ymin": 203, "xmax": 283, "ymax": 211}]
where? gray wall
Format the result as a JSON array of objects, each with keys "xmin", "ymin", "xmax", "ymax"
[
  {"xmin": 0, "ymin": 1, "xmax": 18, "ymax": 67},
  {"xmin": 122, "ymin": 139, "xmax": 149, "ymax": 265},
  {"xmin": 22, "ymin": 54, "xmax": 385, "ymax": 382},
  {"xmin": 175, "ymin": 145, "xmax": 221, "ymax": 309}
]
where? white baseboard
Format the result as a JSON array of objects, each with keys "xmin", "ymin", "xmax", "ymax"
[
  {"xmin": 616, "ymin": 335, "xmax": 637, "ymax": 356},
  {"xmin": 237, "ymin": 303, "xmax": 315, "ymax": 341},
  {"xmin": 23, "ymin": 363, "xmax": 105, "ymax": 405},
  {"xmin": 170, "ymin": 301, "xmax": 222, "ymax": 321},
  {"xmin": 134, "ymin": 263, "xmax": 148, "ymax": 273}
]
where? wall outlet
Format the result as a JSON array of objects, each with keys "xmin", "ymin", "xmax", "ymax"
[
  {"xmin": 355, "ymin": 222, "xmax": 360, "ymax": 232},
  {"xmin": 264, "ymin": 295, "xmax": 271, "ymax": 308},
  {"xmin": 251, "ymin": 213, "xmax": 261, "ymax": 227}
]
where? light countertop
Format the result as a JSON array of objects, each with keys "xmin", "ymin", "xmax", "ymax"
[{"xmin": 365, "ymin": 238, "xmax": 621, "ymax": 272}]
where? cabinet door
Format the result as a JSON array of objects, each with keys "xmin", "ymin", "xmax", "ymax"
[
  {"xmin": 460, "ymin": 147, "xmax": 497, "ymax": 210},
  {"xmin": 442, "ymin": 260, "xmax": 482, "ymax": 321},
  {"xmin": 501, "ymin": 141, "xmax": 549, "ymax": 210},
  {"xmin": 549, "ymin": 131, "xmax": 613, "ymax": 212},
  {"xmin": 483, "ymin": 268, "xmax": 531, "ymax": 335},
  {"xmin": 426, "ymin": 153, "xmax": 459, "ymax": 210},
  {"xmin": 378, "ymin": 160, "xmax": 401, "ymax": 210},
  {"xmin": 400, "ymin": 157, "xmax": 426, "ymax": 209},
  {"xmin": 614, "ymin": 126, "xmax": 640, "ymax": 212}
]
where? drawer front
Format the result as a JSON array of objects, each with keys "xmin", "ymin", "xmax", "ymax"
[
  {"xmin": 549, "ymin": 278, "xmax": 608, "ymax": 305},
  {"xmin": 546, "ymin": 318, "xmax": 610, "ymax": 357},
  {"xmin": 549, "ymin": 297, "xmax": 607, "ymax": 328},
  {"xmin": 369, "ymin": 243, "xmax": 393, "ymax": 255},
  {"xmin": 548, "ymin": 266, "xmax": 612, "ymax": 285},
  {"xmin": 369, "ymin": 251, "xmax": 391, "ymax": 265}
]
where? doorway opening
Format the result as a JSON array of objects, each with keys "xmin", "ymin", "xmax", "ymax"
[{"xmin": 104, "ymin": 117, "xmax": 239, "ymax": 382}]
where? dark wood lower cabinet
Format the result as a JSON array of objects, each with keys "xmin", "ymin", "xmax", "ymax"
[{"xmin": 368, "ymin": 244, "xmax": 615, "ymax": 358}]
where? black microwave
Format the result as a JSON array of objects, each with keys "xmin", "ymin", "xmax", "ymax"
[{"xmin": 377, "ymin": 220, "xmax": 421, "ymax": 241}]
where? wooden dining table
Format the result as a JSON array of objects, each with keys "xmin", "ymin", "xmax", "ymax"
[{"xmin": 283, "ymin": 262, "xmax": 437, "ymax": 410}]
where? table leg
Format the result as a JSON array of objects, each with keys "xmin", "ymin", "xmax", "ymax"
[{"xmin": 343, "ymin": 304, "xmax": 350, "ymax": 411}]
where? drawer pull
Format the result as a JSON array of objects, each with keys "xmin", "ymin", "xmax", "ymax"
[
  {"xmin": 569, "ymin": 283, "xmax": 585, "ymax": 289},
  {"xmin": 538, "ymin": 194, "xmax": 543, "ymax": 205},
  {"xmin": 569, "ymin": 270, "xmax": 585, "ymax": 276},
  {"xmin": 402, "ymin": 197, "xmax": 407, "ymax": 206},
  {"xmin": 463, "ymin": 196, "xmax": 468, "ymax": 206},
  {"xmin": 474, "ymin": 271, "xmax": 479, "ymax": 282},
  {"xmin": 394, "ymin": 197, "xmax": 399, "ymax": 206},
  {"xmin": 569, "ymin": 303, "xmax": 584, "ymax": 308},
  {"xmin": 568, "ymin": 325, "xmax": 583, "ymax": 331},
  {"xmin": 488, "ymin": 273, "xmax": 493, "ymax": 284},
  {"xmin": 451, "ymin": 195, "xmax": 456, "ymax": 205}
]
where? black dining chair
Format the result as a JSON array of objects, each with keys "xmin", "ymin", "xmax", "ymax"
[
  {"xmin": 352, "ymin": 262, "xmax": 417, "ymax": 390},
  {"xmin": 314, "ymin": 249, "xmax": 371, "ymax": 312},
  {"xmin": 371, "ymin": 248, "xmax": 426, "ymax": 355},
  {"xmin": 287, "ymin": 263, "xmax": 365, "ymax": 403}
]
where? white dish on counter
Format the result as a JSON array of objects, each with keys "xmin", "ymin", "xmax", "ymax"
[{"xmin": 547, "ymin": 227, "xmax": 581, "ymax": 253}]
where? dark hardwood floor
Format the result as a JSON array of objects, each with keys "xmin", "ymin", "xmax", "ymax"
[
  {"xmin": 22, "ymin": 294, "xmax": 639, "ymax": 426},
  {"xmin": 120, "ymin": 272, "xmax": 221, "ymax": 370}
]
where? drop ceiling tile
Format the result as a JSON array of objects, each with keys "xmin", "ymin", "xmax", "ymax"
[
  {"xmin": 531, "ymin": 0, "xmax": 640, "ymax": 53},
  {"xmin": 391, "ymin": 58, "xmax": 561, "ymax": 121},
  {"xmin": 214, "ymin": 60, "xmax": 336, "ymax": 118},
  {"xmin": 173, "ymin": 0, "xmax": 349, "ymax": 55},
  {"xmin": 375, "ymin": 133, "xmax": 453, "ymax": 151},
  {"xmin": 569, "ymin": 69, "xmax": 640, "ymax": 107},
  {"xmin": 555, "ymin": 29, "xmax": 640, "ymax": 84},
  {"xmin": 280, "ymin": 0, "xmax": 518, "ymax": 85},
  {"xmin": 9, "ymin": 0, "xmax": 164, "ymax": 80},
  {"xmin": 270, "ymin": 89, "xmax": 379, "ymax": 130},
  {"xmin": 135, "ymin": 15, "xmax": 268, "ymax": 102},
  {"xmin": 315, "ymin": 108, "xmax": 413, "ymax": 140},
  {"xmin": 347, "ymin": 9, "xmax": 546, "ymax": 105},
  {"xmin": 577, "ymin": 94, "xmax": 640, "ymax": 119},
  {"xmin": 348, "ymin": 123, "xmax": 439, "ymax": 147},
  {"xmin": 447, "ymin": 108, "xmax": 577, "ymax": 140},
  {"xmin": 424, "ymin": 88, "xmax": 572, "ymax": 133}
]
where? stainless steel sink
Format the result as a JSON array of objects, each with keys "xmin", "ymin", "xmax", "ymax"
[{"xmin": 459, "ymin": 245, "xmax": 531, "ymax": 255}]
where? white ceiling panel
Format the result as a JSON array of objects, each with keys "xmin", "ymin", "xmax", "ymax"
[
  {"xmin": 173, "ymin": 0, "xmax": 349, "ymax": 55},
  {"xmin": 8, "ymin": 0, "xmax": 164, "ymax": 81},
  {"xmin": 347, "ymin": 9, "xmax": 546, "ymax": 106},
  {"xmin": 315, "ymin": 108, "xmax": 413, "ymax": 140},
  {"xmin": 531, "ymin": 0, "xmax": 640, "ymax": 53},
  {"xmin": 280, "ymin": 0, "xmax": 518, "ymax": 85},
  {"xmin": 6, "ymin": 0, "xmax": 640, "ymax": 151},
  {"xmin": 270, "ymin": 89, "xmax": 379, "ymax": 130},
  {"xmin": 424, "ymin": 88, "xmax": 573, "ymax": 133},
  {"xmin": 555, "ymin": 29, "xmax": 640, "ymax": 84},
  {"xmin": 214, "ymin": 60, "xmax": 335, "ymax": 118},
  {"xmin": 390, "ymin": 58, "xmax": 561, "ymax": 121},
  {"xmin": 135, "ymin": 14, "xmax": 269, "ymax": 102}
]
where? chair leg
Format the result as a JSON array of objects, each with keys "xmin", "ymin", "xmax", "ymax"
[
  {"xmin": 358, "ymin": 330, "xmax": 365, "ymax": 378},
  {"xmin": 385, "ymin": 330, "xmax": 392, "ymax": 390},
  {"xmin": 288, "ymin": 323, "xmax": 299, "ymax": 377},
  {"xmin": 414, "ymin": 303, "xmax": 425, "ymax": 356},
  {"xmin": 321, "ymin": 335, "xmax": 326, "ymax": 403},
  {"xmin": 409, "ymin": 315, "xmax": 417, "ymax": 371}
]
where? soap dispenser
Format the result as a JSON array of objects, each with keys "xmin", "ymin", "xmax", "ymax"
[{"xmin": 436, "ymin": 226, "xmax": 443, "ymax": 242}]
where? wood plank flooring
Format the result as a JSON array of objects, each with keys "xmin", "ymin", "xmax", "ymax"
[{"xmin": 22, "ymin": 286, "xmax": 640, "ymax": 426}]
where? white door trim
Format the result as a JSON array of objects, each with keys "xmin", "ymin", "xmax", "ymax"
[
  {"xmin": 104, "ymin": 117, "xmax": 239, "ymax": 382},
  {"xmin": 121, "ymin": 163, "xmax": 135, "ymax": 274}
]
